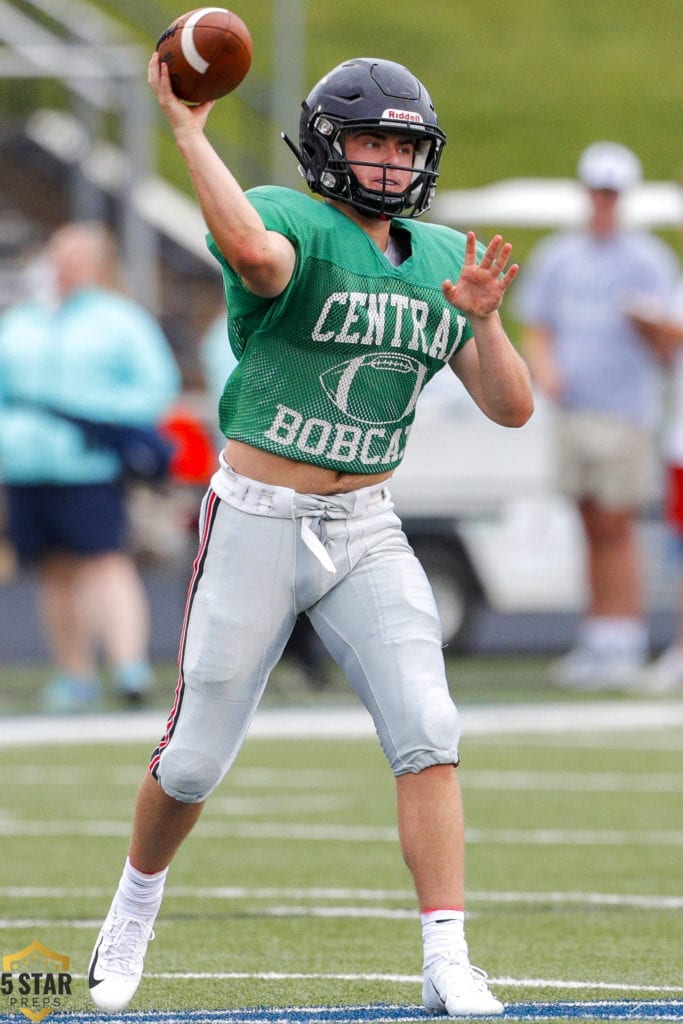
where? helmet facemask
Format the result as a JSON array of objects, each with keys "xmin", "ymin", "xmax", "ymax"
[{"xmin": 309, "ymin": 116, "xmax": 443, "ymax": 218}]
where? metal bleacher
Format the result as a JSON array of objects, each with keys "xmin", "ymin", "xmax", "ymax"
[
  {"xmin": 0, "ymin": 0, "xmax": 310, "ymax": 375},
  {"xmin": 0, "ymin": 0, "xmax": 158, "ymax": 294},
  {"xmin": 0, "ymin": 0, "xmax": 259, "ymax": 370}
]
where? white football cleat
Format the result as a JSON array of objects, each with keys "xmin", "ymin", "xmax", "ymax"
[
  {"xmin": 423, "ymin": 950, "xmax": 504, "ymax": 1017},
  {"xmin": 88, "ymin": 895, "xmax": 155, "ymax": 1011}
]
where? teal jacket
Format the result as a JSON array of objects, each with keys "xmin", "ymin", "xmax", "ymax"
[{"xmin": 0, "ymin": 287, "xmax": 181, "ymax": 485}]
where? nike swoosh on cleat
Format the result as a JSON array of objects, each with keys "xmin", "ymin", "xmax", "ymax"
[
  {"xmin": 88, "ymin": 940, "xmax": 104, "ymax": 988},
  {"xmin": 426, "ymin": 978, "xmax": 447, "ymax": 1009}
]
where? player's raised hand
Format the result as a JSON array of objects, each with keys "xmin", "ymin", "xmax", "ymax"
[
  {"xmin": 442, "ymin": 232, "xmax": 519, "ymax": 319},
  {"xmin": 148, "ymin": 52, "xmax": 216, "ymax": 133}
]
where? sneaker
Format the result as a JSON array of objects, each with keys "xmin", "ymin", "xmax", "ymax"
[
  {"xmin": 634, "ymin": 646, "xmax": 683, "ymax": 694},
  {"xmin": 547, "ymin": 647, "xmax": 644, "ymax": 691},
  {"xmin": 41, "ymin": 675, "xmax": 101, "ymax": 714},
  {"xmin": 115, "ymin": 661, "xmax": 154, "ymax": 706},
  {"xmin": 423, "ymin": 951, "xmax": 504, "ymax": 1017},
  {"xmin": 88, "ymin": 895, "xmax": 155, "ymax": 1011}
]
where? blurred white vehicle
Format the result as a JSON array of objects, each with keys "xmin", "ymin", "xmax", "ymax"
[{"xmin": 390, "ymin": 375, "xmax": 669, "ymax": 648}]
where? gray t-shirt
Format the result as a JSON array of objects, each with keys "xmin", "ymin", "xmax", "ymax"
[{"xmin": 514, "ymin": 229, "xmax": 679, "ymax": 429}]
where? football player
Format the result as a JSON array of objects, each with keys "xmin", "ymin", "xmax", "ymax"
[{"xmin": 88, "ymin": 55, "xmax": 533, "ymax": 1017}]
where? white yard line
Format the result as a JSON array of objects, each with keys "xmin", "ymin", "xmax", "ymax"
[
  {"xmin": 9, "ymin": 763, "xmax": 683, "ymax": 793},
  {"xmin": 1, "ymin": 817, "xmax": 682, "ymax": 845},
  {"xmin": 13, "ymin": 969, "xmax": 682, "ymax": 994},
  {"xmin": 2, "ymin": 700, "xmax": 683, "ymax": 748},
  {"xmin": 460, "ymin": 769, "xmax": 683, "ymax": 791},
  {"xmin": 2, "ymin": 886, "xmax": 681, "ymax": 909}
]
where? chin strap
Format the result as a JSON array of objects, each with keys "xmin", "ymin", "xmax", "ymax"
[{"xmin": 281, "ymin": 131, "xmax": 305, "ymax": 168}]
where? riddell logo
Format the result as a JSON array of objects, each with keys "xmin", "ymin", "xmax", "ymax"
[{"xmin": 381, "ymin": 108, "xmax": 424, "ymax": 123}]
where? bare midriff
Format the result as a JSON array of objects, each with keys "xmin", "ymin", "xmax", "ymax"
[{"xmin": 224, "ymin": 439, "xmax": 394, "ymax": 495}]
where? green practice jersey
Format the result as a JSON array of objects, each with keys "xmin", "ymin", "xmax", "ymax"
[{"xmin": 208, "ymin": 186, "xmax": 475, "ymax": 475}]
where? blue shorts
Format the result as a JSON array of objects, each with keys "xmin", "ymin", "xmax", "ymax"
[{"xmin": 5, "ymin": 482, "xmax": 128, "ymax": 564}]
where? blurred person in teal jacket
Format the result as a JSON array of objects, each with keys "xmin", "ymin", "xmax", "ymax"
[{"xmin": 0, "ymin": 221, "xmax": 181, "ymax": 712}]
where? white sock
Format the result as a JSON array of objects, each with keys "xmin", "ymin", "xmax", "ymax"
[
  {"xmin": 579, "ymin": 617, "xmax": 648, "ymax": 658},
  {"xmin": 115, "ymin": 857, "xmax": 168, "ymax": 921},
  {"xmin": 421, "ymin": 909, "xmax": 467, "ymax": 966}
]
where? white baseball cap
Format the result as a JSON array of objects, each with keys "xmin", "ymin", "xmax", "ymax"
[{"xmin": 577, "ymin": 141, "xmax": 642, "ymax": 191}]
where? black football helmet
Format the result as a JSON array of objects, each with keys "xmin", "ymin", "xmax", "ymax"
[{"xmin": 282, "ymin": 57, "xmax": 446, "ymax": 219}]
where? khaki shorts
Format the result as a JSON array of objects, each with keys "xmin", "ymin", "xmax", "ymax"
[{"xmin": 553, "ymin": 410, "xmax": 657, "ymax": 509}]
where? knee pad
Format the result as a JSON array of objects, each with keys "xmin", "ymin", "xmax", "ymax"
[
  {"xmin": 156, "ymin": 745, "xmax": 224, "ymax": 803},
  {"xmin": 388, "ymin": 691, "xmax": 462, "ymax": 775}
]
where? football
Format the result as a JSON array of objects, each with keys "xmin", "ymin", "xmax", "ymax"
[{"xmin": 156, "ymin": 7, "xmax": 252, "ymax": 104}]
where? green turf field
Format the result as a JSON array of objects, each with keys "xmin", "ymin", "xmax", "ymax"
[{"xmin": 0, "ymin": 674, "xmax": 681, "ymax": 1022}]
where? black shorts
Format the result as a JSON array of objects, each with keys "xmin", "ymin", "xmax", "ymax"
[{"xmin": 5, "ymin": 481, "xmax": 128, "ymax": 564}]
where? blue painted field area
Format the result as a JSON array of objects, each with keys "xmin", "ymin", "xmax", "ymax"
[{"xmin": 38, "ymin": 1002, "xmax": 683, "ymax": 1023}]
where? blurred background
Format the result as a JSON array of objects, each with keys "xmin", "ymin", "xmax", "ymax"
[{"xmin": 1, "ymin": 0, "xmax": 682, "ymax": 700}]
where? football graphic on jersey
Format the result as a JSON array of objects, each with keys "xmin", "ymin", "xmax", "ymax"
[{"xmin": 320, "ymin": 353, "xmax": 427, "ymax": 424}]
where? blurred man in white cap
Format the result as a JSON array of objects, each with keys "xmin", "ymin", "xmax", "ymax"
[{"xmin": 515, "ymin": 142, "xmax": 680, "ymax": 690}]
